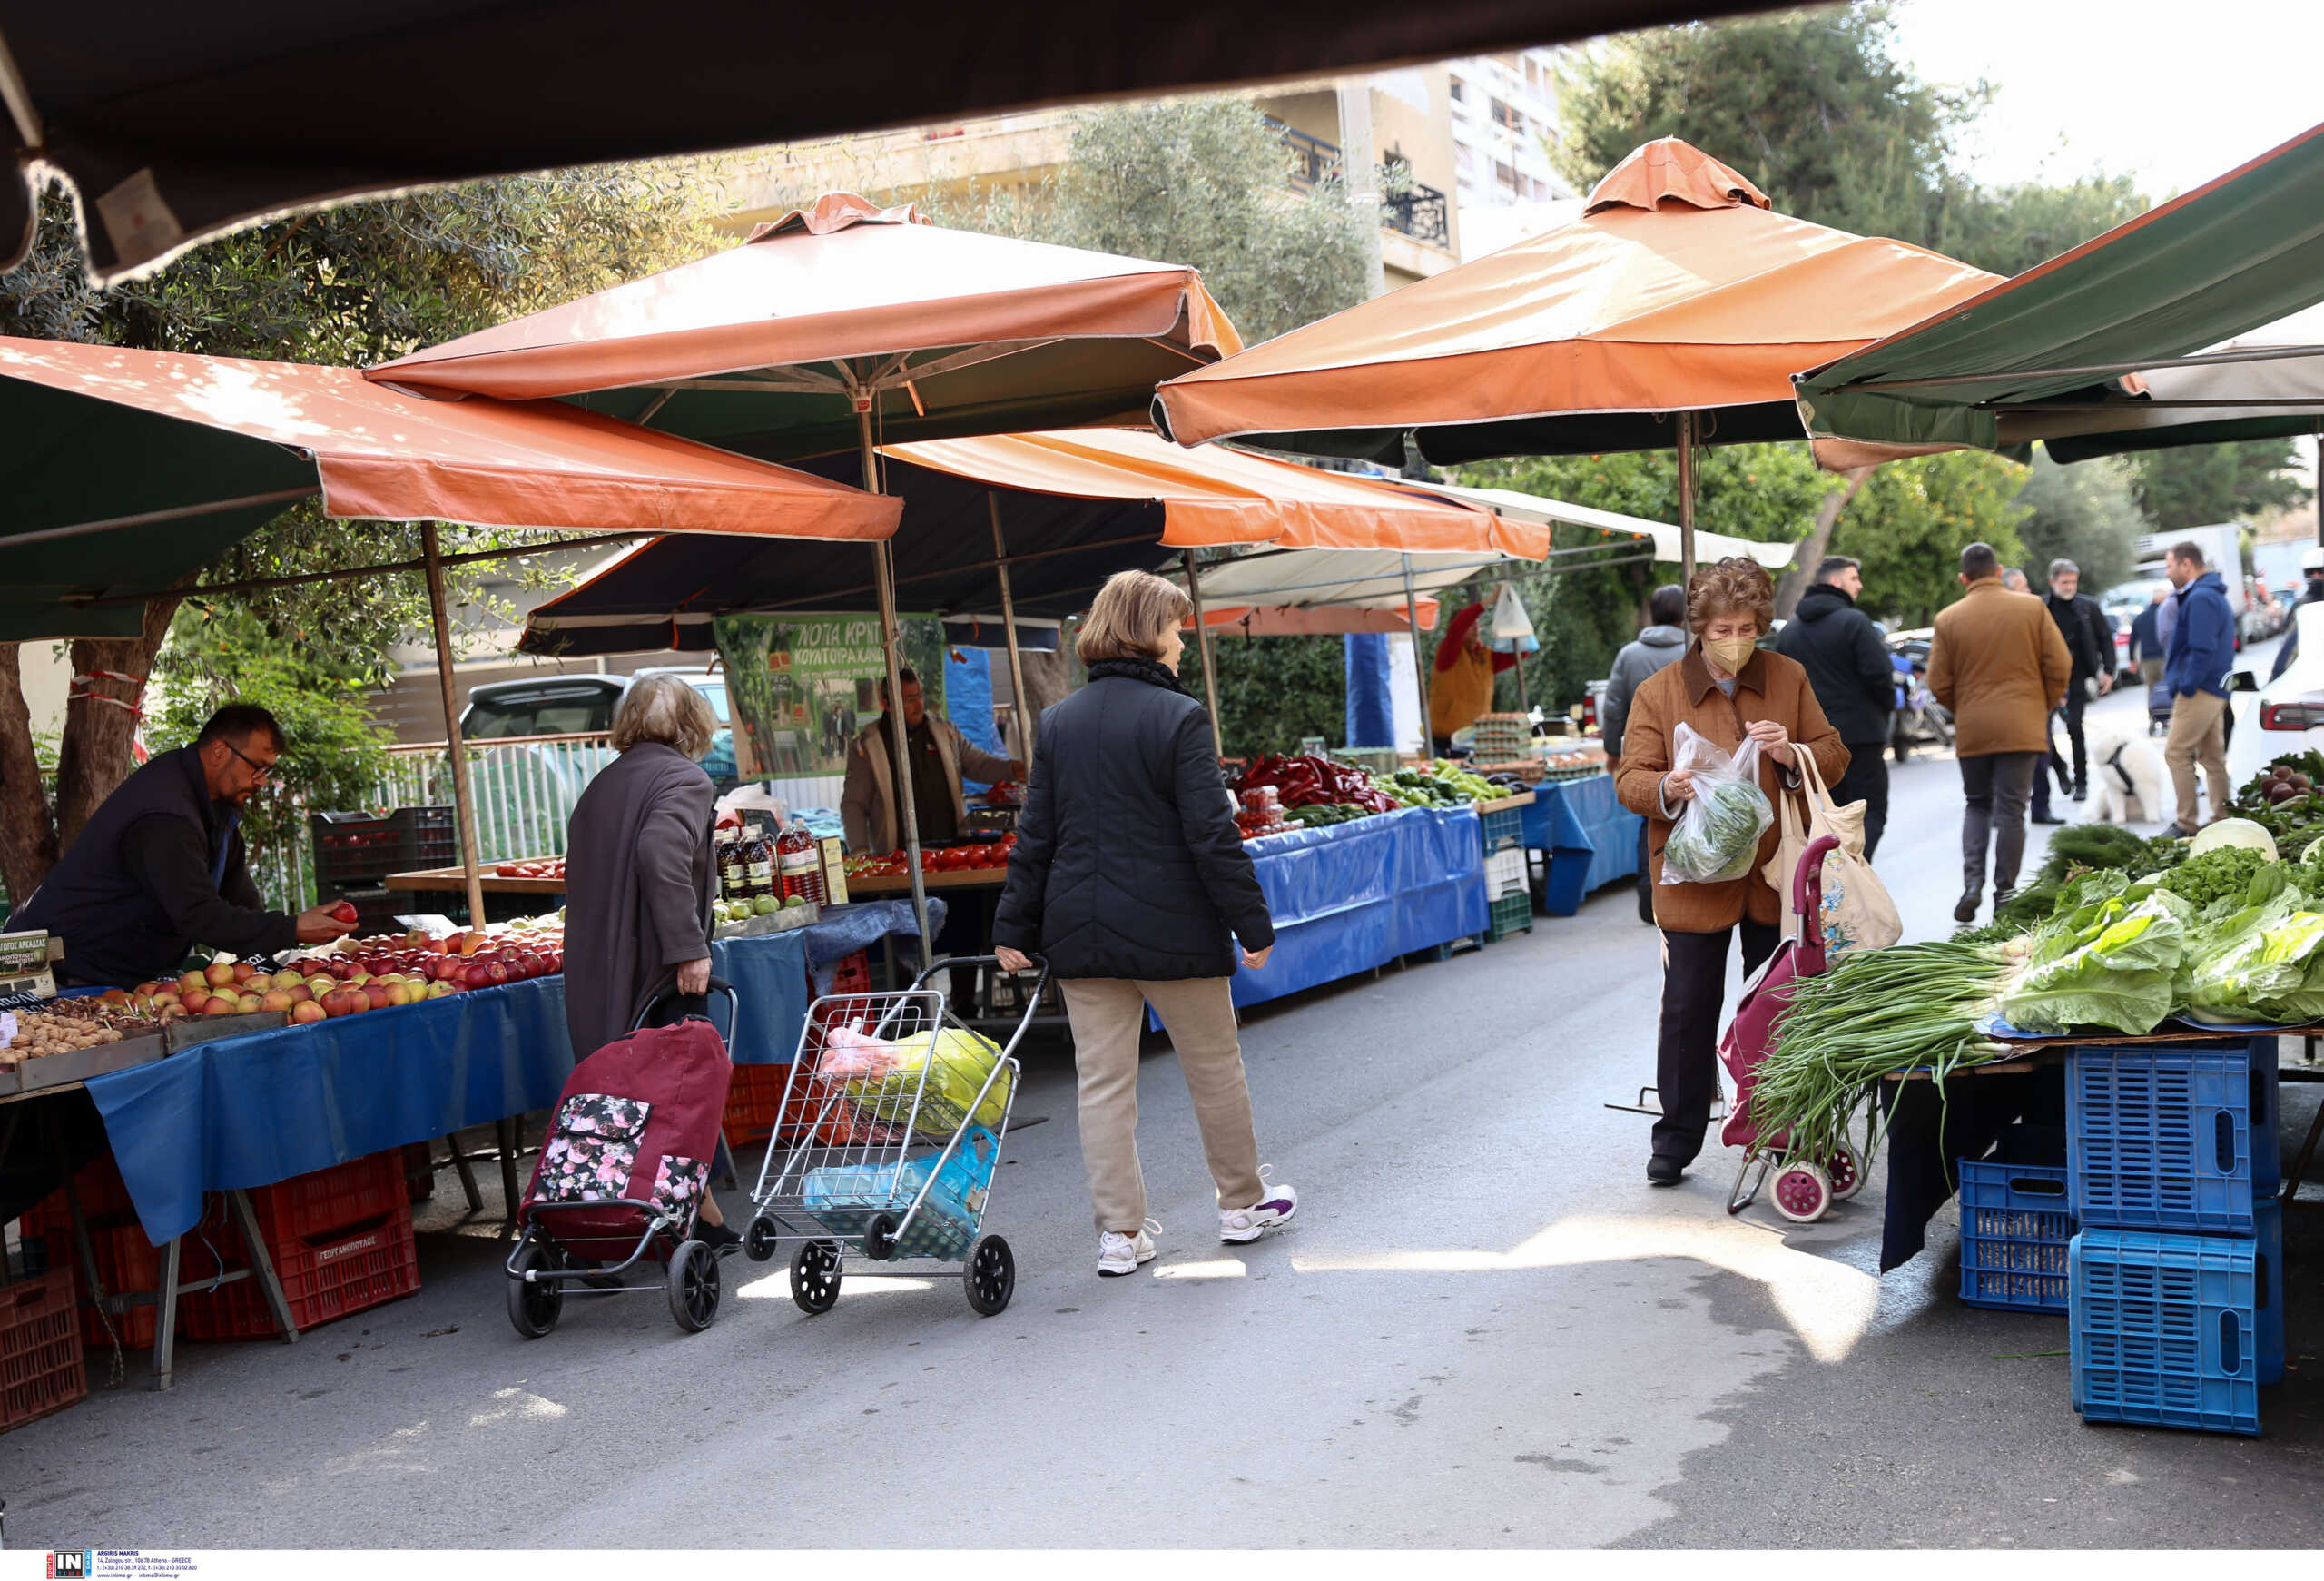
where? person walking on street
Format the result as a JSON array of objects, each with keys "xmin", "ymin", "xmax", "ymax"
[
  {"xmin": 2032, "ymin": 558, "xmax": 2114, "ymax": 824},
  {"xmin": 1768, "ymin": 555, "xmax": 1896, "ymax": 857},
  {"xmin": 1929, "ymin": 543, "xmax": 2072, "ymax": 924},
  {"xmin": 1602, "ymin": 584, "xmax": 1689, "ymax": 923},
  {"xmin": 2000, "ymin": 568, "xmax": 2032, "ymax": 594},
  {"xmin": 992, "ymin": 570, "xmax": 1296, "ymax": 1278},
  {"xmin": 2162, "ymin": 540, "xmax": 2237, "ymax": 837},
  {"xmin": 1614, "ymin": 558, "xmax": 1848, "ymax": 1188},
  {"xmin": 2131, "ymin": 583, "xmax": 2169, "ymax": 686}
]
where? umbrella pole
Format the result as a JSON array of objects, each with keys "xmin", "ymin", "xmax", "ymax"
[
  {"xmin": 1181, "ymin": 549, "xmax": 1226, "ymax": 758},
  {"xmin": 1677, "ymin": 410, "xmax": 1699, "ymax": 586},
  {"xmin": 860, "ymin": 410, "xmax": 933, "ymax": 973},
  {"xmin": 1402, "ymin": 553, "xmax": 1432, "ymax": 758},
  {"xmin": 987, "ymin": 494, "xmax": 1036, "ymax": 764},
  {"xmin": 420, "ymin": 524, "xmax": 487, "ymax": 930}
]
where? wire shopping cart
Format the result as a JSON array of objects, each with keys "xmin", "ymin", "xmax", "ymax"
[{"xmin": 742, "ymin": 954, "xmax": 1045, "ymax": 1317}]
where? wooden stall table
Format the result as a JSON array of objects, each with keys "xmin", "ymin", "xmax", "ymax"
[{"xmin": 383, "ymin": 859, "xmax": 566, "ymax": 927}]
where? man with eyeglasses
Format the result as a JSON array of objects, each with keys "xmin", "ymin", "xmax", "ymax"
[{"xmin": 6, "ymin": 704, "xmax": 358, "ymax": 987}]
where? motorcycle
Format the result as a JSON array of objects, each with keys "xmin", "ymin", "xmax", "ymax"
[{"xmin": 1886, "ymin": 638, "xmax": 1954, "ymax": 763}]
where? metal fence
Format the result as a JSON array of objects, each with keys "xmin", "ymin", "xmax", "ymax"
[{"xmin": 250, "ymin": 733, "xmax": 615, "ymax": 913}]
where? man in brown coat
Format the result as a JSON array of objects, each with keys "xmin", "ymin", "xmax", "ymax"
[{"xmin": 1928, "ymin": 542, "xmax": 2073, "ymax": 924}]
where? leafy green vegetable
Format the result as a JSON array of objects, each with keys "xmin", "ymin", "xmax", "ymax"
[
  {"xmin": 1996, "ymin": 890, "xmax": 2192, "ymax": 1034},
  {"xmin": 1660, "ymin": 774, "xmax": 1772, "ymax": 884}
]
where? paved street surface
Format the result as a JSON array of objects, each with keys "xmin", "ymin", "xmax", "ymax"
[{"xmin": 11, "ymin": 647, "xmax": 2324, "ymax": 1547}]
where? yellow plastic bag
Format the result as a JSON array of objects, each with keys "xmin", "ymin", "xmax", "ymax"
[{"xmin": 845, "ymin": 1027, "xmax": 1011, "ymax": 1132}]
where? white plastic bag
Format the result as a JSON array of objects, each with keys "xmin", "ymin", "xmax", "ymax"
[{"xmin": 1658, "ymin": 722, "xmax": 1772, "ymax": 885}]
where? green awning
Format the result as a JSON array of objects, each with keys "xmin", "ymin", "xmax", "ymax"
[{"xmin": 1793, "ymin": 121, "xmax": 2324, "ymax": 458}]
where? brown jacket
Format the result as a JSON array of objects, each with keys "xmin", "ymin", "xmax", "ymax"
[
  {"xmin": 1614, "ymin": 645, "xmax": 1850, "ymax": 934},
  {"xmin": 1927, "ymin": 578, "xmax": 2073, "ymax": 757}
]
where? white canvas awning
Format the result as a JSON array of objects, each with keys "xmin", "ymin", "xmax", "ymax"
[{"xmin": 1413, "ymin": 481, "xmax": 1798, "ymax": 569}]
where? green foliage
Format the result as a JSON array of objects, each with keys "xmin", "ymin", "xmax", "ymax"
[
  {"xmin": 1, "ymin": 165, "xmax": 726, "ymax": 687},
  {"xmin": 1551, "ymin": 5, "xmax": 2148, "ymax": 277},
  {"xmin": 2127, "ymin": 440, "xmax": 2312, "ymax": 533},
  {"xmin": 1180, "ymin": 633, "xmax": 1348, "ymax": 757},
  {"xmin": 149, "ymin": 608, "xmax": 392, "ymax": 904},
  {"xmin": 2013, "ymin": 450, "xmax": 2146, "ymax": 593},
  {"xmin": 1829, "ymin": 450, "xmax": 2029, "ymax": 626},
  {"xmin": 902, "ymin": 96, "xmax": 1371, "ymax": 347}
]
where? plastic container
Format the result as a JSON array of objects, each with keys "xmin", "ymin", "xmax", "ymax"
[
  {"xmin": 243, "ymin": 1151, "xmax": 408, "ymax": 1248},
  {"xmin": 778, "ymin": 820, "xmax": 826, "ymax": 906},
  {"xmin": 1478, "ymin": 800, "xmax": 1526, "ymax": 855},
  {"xmin": 1956, "ymin": 1161, "xmax": 2074, "ymax": 1313},
  {"xmin": 2068, "ymin": 1041, "xmax": 2279, "ymax": 1235},
  {"xmin": 1485, "ymin": 888, "xmax": 1533, "ymax": 944},
  {"xmin": 1484, "ymin": 848, "xmax": 1529, "ymax": 900},
  {"xmin": 18, "ymin": 1152, "xmax": 159, "ymax": 1348},
  {"xmin": 177, "ymin": 1204, "xmax": 419, "ymax": 1339},
  {"xmin": 2071, "ymin": 1223, "xmax": 2264, "ymax": 1436},
  {"xmin": 0, "ymin": 1267, "xmax": 84, "ymax": 1434},
  {"xmin": 723, "ymin": 1061, "xmax": 789, "ymax": 1146}
]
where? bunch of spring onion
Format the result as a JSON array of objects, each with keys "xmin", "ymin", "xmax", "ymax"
[{"xmin": 1744, "ymin": 936, "xmax": 2026, "ymax": 1171}]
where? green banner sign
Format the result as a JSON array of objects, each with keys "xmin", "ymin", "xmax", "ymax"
[{"xmin": 712, "ymin": 613, "xmax": 947, "ymax": 780}]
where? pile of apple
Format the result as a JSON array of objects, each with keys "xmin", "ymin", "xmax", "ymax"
[{"xmin": 129, "ymin": 926, "xmax": 566, "ymax": 1026}]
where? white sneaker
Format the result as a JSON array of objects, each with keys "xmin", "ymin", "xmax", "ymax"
[
  {"xmin": 1097, "ymin": 1220, "xmax": 1161, "ymax": 1278},
  {"xmin": 1221, "ymin": 1169, "xmax": 1299, "ymax": 1244}
]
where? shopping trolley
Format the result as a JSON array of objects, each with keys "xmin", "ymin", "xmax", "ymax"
[{"xmin": 742, "ymin": 954, "xmax": 1045, "ymax": 1317}]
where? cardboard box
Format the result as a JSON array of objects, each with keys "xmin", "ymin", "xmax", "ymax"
[{"xmin": 819, "ymin": 835, "xmax": 850, "ymax": 906}]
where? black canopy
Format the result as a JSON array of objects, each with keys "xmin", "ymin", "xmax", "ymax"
[{"xmin": 3, "ymin": 0, "xmax": 1776, "ymax": 281}]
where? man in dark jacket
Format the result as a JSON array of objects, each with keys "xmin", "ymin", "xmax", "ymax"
[
  {"xmin": 1768, "ymin": 557, "xmax": 1896, "ymax": 856},
  {"xmin": 2032, "ymin": 558, "xmax": 2114, "ymax": 824},
  {"xmin": 1603, "ymin": 584, "xmax": 1688, "ymax": 923},
  {"xmin": 2162, "ymin": 542, "xmax": 2237, "ymax": 835},
  {"xmin": 5, "ymin": 705, "xmax": 357, "ymax": 986},
  {"xmin": 2130, "ymin": 583, "xmax": 2169, "ymax": 684}
]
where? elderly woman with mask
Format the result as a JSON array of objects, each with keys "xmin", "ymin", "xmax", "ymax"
[{"xmin": 1614, "ymin": 558, "xmax": 1849, "ymax": 1190}]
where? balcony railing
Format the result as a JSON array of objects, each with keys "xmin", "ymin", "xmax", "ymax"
[{"xmin": 1265, "ymin": 119, "xmax": 1452, "ymax": 250}]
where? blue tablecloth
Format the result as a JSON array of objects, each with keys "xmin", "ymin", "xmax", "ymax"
[
  {"xmin": 1522, "ymin": 774, "xmax": 1642, "ymax": 916},
  {"xmin": 80, "ymin": 918, "xmax": 907, "ymax": 1248},
  {"xmin": 1227, "ymin": 805, "xmax": 1487, "ymax": 1011}
]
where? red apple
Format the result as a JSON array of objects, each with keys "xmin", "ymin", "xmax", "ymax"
[
  {"xmin": 290, "ymin": 1000, "xmax": 326, "ymax": 1024},
  {"xmin": 229, "ymin": 962, "xmax": 257, "ymax": 985},
  {"xmin": 203, "ymin": 999, "xmax": 241, "ymax": 1016},
  {"xmin": 204, "ymin": 962, "xmax": 237, "ymax": 988},
  {"xmin": 260, "ymin": 989, "xmax": 293, "ymax": 1013},
  {"xmin": 285, "ymin": 983, "xmax": 313, "ymax": 1004},
  {"xmin": 331, "ymin": 900, "xmax": 359, "ymax": 924},
  {"xmin": 463, "ymin": 963, "xmax": 494, "ymax": 989}
]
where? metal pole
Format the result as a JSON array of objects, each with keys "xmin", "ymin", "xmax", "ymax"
[
  {"xmin": 422, "ymin": 523, "xmax": 488, "ymax": 929},
  {"xmin": 861, "ymin": 404, "xmax": 933, "ymax": 971},
  {"xmin": 1402, "ymin": 553, "xmax": 1432, "ymax": 757},
  {"xmin": 1180, "ymin": 549, "xmax": 1226, "ymax": 757},
  {"xmin": 1677, "ymin": 411, "xmax": 1699, "ymax": 587},
  {"xmin": 987, "ymin": 494, "xmax": 1036, "ymax": 764}
]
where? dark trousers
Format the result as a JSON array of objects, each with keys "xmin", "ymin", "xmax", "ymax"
[
  {"xmin": 1635, "ymin": 820, "xmax": 1655, "ymax": 924},
  {"xmin": 1961, "ymin": 750, "xmax": 2042, "ymax": 896},
  {"xmin": 1832, "ymin": 742, "xmax": 1889, "ymax": 860},
  {"xmin": 1653, "ymin": 919, "xmax": 1779, "ymax": 1164},
  {"xmin": 2032, "ymin": 688, "xmax": 2089, "ymax": 813}
]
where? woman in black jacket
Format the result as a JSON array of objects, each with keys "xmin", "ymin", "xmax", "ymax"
[{"xmin": 994, "ymin": 570, "xmax": 1298, "ymax": 1278}]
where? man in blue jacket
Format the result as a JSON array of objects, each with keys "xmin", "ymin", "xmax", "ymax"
[{"xmin": 2162, "ymin": 540, "xmax": 2236, "ymax": 836}]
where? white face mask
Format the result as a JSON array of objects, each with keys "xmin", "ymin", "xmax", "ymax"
[{"xmin": 1703, "ymin": 633, "xmax": 1756, "ymax": 672}]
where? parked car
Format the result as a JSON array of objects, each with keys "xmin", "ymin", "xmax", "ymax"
[
  {"xmin": 461, "ymin": 669, "xmax": 737, "ymax": 785},
  {"xmin": 2226, "ymin": 604, "xmax": 2320, "ymax": 792}
]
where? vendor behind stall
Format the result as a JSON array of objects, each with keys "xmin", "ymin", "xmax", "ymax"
[
  {"xmin": 4, "ymin": 704, "xmax": 359, "ymax": 987},
  {"xmin": 1428, "ymin": 602, "xmax": 1516, "ymax": 754},
  {"xmin": 841, "ymin": 667, "xmax": 1023, "ymax": 854}
]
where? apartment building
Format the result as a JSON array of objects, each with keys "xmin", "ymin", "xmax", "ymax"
[
  {"xmin": 1445, "ymin": 48, "xmax": 1581, "ymax": 262},
  {"xmin": 721, "ymin": 72, "xmax": 1469, "ymax": 291}
]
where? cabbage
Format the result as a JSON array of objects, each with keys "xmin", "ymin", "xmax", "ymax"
[
  {"xmin": 1996, "ymin": 890, "xmax": 2192, "ymax": 1034},
  {"xmin": 2191, "ymin": 817, "xmax": 2279, "ymax": 860}
]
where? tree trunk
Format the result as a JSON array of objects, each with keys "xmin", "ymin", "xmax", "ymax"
[
  {"xmin": 0, "ymin": 644, "xmax": 60, "ymax": 904},
  {"xmin": 52, "ymin": 598, "xmax": 179, "ymax": 854},
  {"xmin": 1773, "ymin": 468, "xmax": 1876, "ymax": 619}
]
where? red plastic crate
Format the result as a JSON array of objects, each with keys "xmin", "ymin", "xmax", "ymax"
[
  {"xmin": 0, "ymin": 1267, "xmax": 86, "ymax": 1433},
  {"xmin": 20, "ymin": 1155, "xmax": 159, "ymax": 1349},
  {"xmin": 244, "ymin": 1151, "xmax": 407, "ymax": 1246},
  {"xmin": 177, "ymin": 1202, "xmax": 419, "ymax": 1339},
  {"xmin": 830, "ymin": 950, "xmax": 872, "ymax": 996},
  {"xmin": 723, "ymin": 1062, "xmax": 789, "ymax": 1146}
]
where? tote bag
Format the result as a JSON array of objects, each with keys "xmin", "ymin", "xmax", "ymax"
[{"xmin": 1760, "ymin": 751, "xmax": 1899, "ymax": 955}]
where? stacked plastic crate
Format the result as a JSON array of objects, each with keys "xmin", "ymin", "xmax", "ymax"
[
  {"xmin": 2067, "ymin": 1037, "xmax": 2281, "ymax": 1436},
  {"xmin": 1478, "ymin": 794, "xmax": 1533, "ymax": 944}
]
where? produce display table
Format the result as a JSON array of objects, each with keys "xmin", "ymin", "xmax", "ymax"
[
  {"xmin": 384, "ymin": 863, "xmax": 566, "ymax": 897},
  {"xmin": 1227, "ymin": 804, "xmax": 1488, "ymax": 1012},
  {"xmin": 1521, "ymin": 773, "xmax": 1641, "ymax": 916}
]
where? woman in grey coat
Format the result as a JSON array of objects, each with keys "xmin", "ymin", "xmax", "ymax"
[{"xmin": 561, "ymin": 673, "xmax": 734, "ymax": 1241}]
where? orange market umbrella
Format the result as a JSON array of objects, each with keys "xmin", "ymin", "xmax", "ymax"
[
  {"xmin": 0, "ymin": 336, "xmax": 899, "ymax": 921},
  {"xmin": 371, "ymin": 194, "xmax": 1248, "ymax": 961},
  {"xmin": 1153, "ymin": 139, "xmax": 2002, "ymax": 576}
]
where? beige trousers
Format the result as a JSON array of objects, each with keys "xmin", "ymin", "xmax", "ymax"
[
  {"xmin": 2163, "ymin": 688, "xmax": 2230, "ymax": 829},
  {"xmin": 1059, "ymin": 975, "xmax": 1266, "ymax": 1234}
]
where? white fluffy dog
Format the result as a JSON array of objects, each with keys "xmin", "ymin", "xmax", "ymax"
[{"xmin": 2080, "ymin": 721, "xmax": 2173, "ymax": 826}]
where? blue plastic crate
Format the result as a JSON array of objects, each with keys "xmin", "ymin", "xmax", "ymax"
[
  {"xmin": 2068, "ymin": 1040, "xmax": 2279, "ymax": 1235},
  {"xmin": 2071, "ymin": 1226, "xmax": 2262, "ymax": 1436},
  {"xmin": 1957, "ymin": 1161, "xmax": 2074, "ymax": 1313},
  {"xmin": 2256, "ymin": 1199, "xmax": 2284, "ymax": 1387},
  {"xmin": 1478, "ymin": 803, "xmax": 1524, "ymax": 855}
]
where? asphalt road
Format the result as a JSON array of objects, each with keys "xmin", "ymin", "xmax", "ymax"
[{"xmin": 9, "ymin": 653, "xmax": 2324, "ymax": 1547}]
